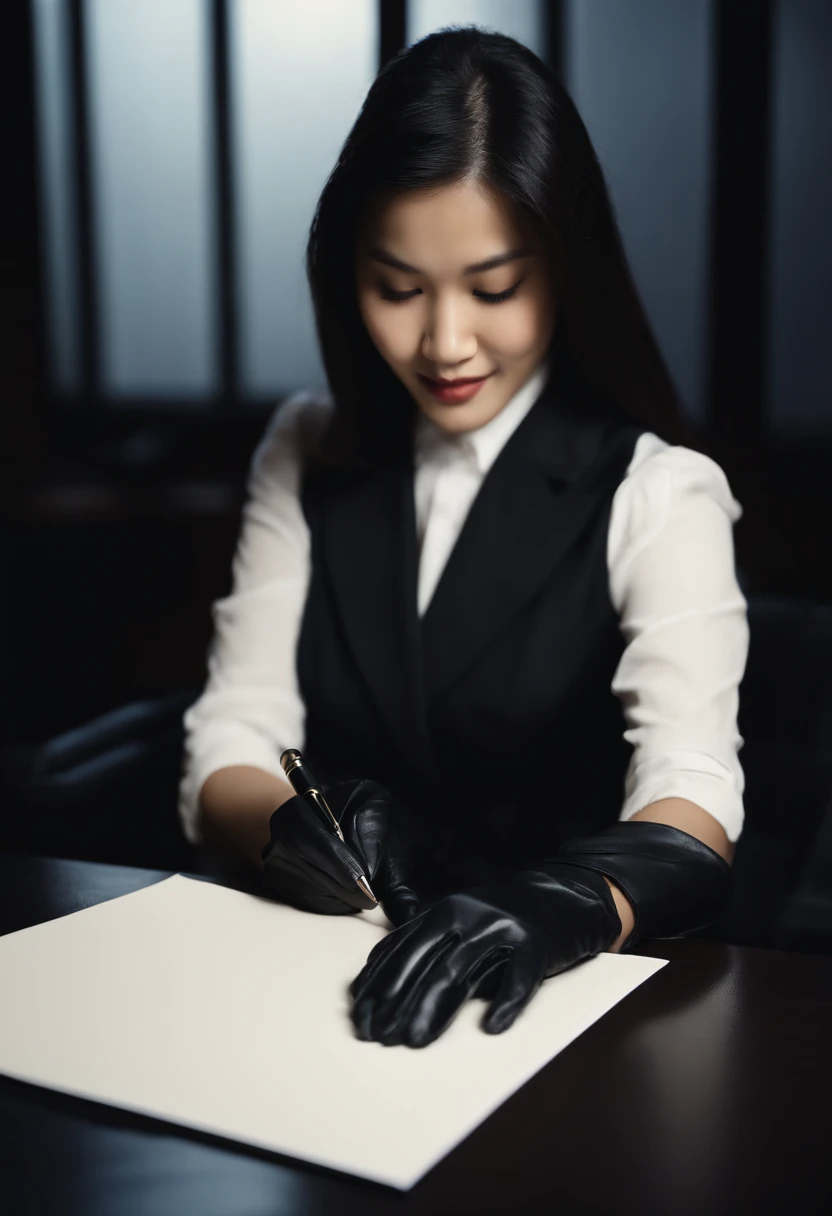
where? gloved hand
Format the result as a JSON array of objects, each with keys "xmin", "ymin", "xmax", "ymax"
[
  {"xmin": 349, "ymin": 821, "xmax": 732, "ymax": 1047},
  {"xmin": 349, "ymin": 865, "xmax": 621, "ymax": 1047},
  {"xmin": 260, "ymin": 777, "xmax": 422, "ymax": 925}
]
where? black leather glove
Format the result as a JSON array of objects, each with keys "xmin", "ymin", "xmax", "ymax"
[
  {"xmin": 260, "ymin": 777, "xmax": 422, "ymax": 926},
  {"xmin": 349, "ymin": 864, "xmax": 620, "ymax": 1046},
  {"xmin": 556, "ymin": 820, "xmax": 733, "ymax": 948},
  {"xmin": 349, "ymin": 821, "xmax": 732, "ymax": 1047}
]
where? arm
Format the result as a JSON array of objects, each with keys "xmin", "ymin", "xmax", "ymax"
[
  {"xmin": 603, "ymin": 437, "xmax": 749, "ymax": 949},
  {"xmin": 198, "ymin": 765, "xmax": 296, "ymax": 869},
  {"xmin": 178, "ymin": 391, "xmax": 331, "ymax": 864}
]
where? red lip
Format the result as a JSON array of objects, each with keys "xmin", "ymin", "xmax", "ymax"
[
  {"xmin": 419, "ymin": 374, "xmax": 493, "ymax": 404},
  {"xmin": 419, "ymin": 374, "xmax": 491, "ymax": 386}
]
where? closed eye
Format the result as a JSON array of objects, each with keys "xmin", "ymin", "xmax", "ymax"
[{"xmin": 378, "ymin": 279, "xmax": 525, "ymax": 305}]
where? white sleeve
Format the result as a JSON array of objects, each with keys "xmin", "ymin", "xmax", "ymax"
[
  {"xmin": 176, "ymin": 390, "xmax": 332, "ymax": 845},
  {"xmin": 607, "ymin": 433, "xmax": 749, "ymax": 844}
]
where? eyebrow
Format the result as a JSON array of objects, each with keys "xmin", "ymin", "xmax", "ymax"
[{"xmin": 367, "ymin": 246, "xmax": 534, "ymax": 276}]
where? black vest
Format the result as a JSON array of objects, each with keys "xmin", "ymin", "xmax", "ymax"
[{"xmin": 296, "ymin": 364, "xmax": 646, "ymax": 897}]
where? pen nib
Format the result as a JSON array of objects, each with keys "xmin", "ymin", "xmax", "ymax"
[{"xmin": 355, "ymin": 875, "xmax": 378, "ymax": 904}]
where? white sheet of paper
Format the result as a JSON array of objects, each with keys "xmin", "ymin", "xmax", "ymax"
[{"xmin": 0, "ymin": 874, "xmax": 666, "ymax": 1190}]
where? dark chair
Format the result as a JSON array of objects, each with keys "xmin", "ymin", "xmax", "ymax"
[
  {"xmin": 2, "ymin": 689, "xmax": 202, "ymax": 872},
  {"xmin": 711, "ymin": 595, "xmax": 832, "ymax": 952},
  {"xmin": 4, "ymin": 595, "xmax": 832, "ymax": 951}
]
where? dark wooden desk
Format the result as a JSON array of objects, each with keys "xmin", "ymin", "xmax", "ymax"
[{"xmin": 1, "ymin": 853, "xmax": 830, "ymax": 1216}]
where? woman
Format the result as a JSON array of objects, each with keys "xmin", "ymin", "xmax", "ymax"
[{"xmin": 178, "ymin": 27, "xmax": 748, "ymax": 1047}]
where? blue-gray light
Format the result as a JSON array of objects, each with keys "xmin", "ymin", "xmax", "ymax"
[{"xmin": 84, "ymin": 0, "xmax": 218, "ymax": 399}]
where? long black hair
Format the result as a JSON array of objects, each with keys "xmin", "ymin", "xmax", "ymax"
[{"xmin": 304, "ymin": 24, "xmax": 705, "ymax": 471}]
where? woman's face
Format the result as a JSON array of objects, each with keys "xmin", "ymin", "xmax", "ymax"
[{"xmin": 354, "ymin": 177, "xmax": 558, "ymax": 435}]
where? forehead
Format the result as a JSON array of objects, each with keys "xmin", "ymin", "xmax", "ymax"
[{"xmin": 357, "ymin": 179, "xmax": 535, "ymax": 263}]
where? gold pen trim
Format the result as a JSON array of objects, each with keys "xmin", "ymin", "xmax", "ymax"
[{"xmin": 280, "ymin": 750, "xmax": 303, "ymax": 776}]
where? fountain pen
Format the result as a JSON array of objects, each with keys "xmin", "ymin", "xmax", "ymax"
[{"xmin": 279, "ymin": 748, "xmax": 377, "ymax": 904}]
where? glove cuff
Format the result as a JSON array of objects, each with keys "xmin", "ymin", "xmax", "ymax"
[
  {"xmin": 469, "ymin": 865, "xmax": 623, "ymax": 972},
  {"xmin": 554, "ymin": 821, "xmax": 733, "ymax": 949}
]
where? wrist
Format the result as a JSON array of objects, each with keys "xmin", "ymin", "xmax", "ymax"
[
  {"xmin": 484, "ymin": 865, "xmax": 622, "ymax": 966},
  {"xmin": 604, "ymin": 878, "xmax": 636, "ymax": 952},
  {"xmin": 557, "ymin": 821, "xmax": 733, "ymax": 945},
  {"xmin": 199, "ymin": 766, "xmax": 296, "ymax": 869}
]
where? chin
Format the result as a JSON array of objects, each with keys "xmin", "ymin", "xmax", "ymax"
[{"xmin": 428, "ymin": 402, "xmax": 492, "ymax": 431}]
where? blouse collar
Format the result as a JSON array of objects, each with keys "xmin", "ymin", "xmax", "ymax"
[{"xmin": 413, "ymin": 354, "xmax": 552, "ymax": 476}]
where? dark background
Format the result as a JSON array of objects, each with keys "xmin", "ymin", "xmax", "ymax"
[{"xmin": 2, "ymin": 1, "xmax": 831, "ymax": 860}]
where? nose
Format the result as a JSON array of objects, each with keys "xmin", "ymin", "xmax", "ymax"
[{"xmin": 420, "ymin": 294, "xmax": 477, "ymax": 366}]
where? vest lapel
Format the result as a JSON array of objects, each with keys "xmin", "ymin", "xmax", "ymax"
[
  {"xmin": 321, "ymin": 458, "xmax": 439, "ymax": 782},
  {"xmin": 419, "ymin": 376, "xmax": 614, "ymax": 704}
]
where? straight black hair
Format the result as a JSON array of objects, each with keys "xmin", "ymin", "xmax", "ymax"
[{"xmin": 304, "ymin": 24, "xmax": 706, "ymax": 471}]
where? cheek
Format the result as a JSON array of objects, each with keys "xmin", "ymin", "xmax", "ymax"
[
  {"xmin": 484, "ymin": 296, "xmax": 554, "ymax": 356},
  {"xmin": 358, "ymin": 295, "xmax": 416, "ymax": 362}
]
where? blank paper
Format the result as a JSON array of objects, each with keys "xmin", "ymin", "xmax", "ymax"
[{"xmin": 0, "ymin": 874, "xmax": 666, "ymax": 1190}]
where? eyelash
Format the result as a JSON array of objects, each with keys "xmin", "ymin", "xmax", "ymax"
[{"xmin": 378, "ymin": 280, "xmax": 524, "ymax": 305}]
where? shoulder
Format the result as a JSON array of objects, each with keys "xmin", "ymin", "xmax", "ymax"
[
  {"xmin": 608, "ymin": 432, "xmax": 744, "ymax": 569},
  {"xmin": 255, "ymin": 387, "xmax": 335, "ymax": 457},
  {"xmin": 249, "ymin": 388, "xmax": 336, "ymax": 489}
]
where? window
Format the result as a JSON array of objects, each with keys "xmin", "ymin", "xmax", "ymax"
[{"xmin": 30, "ymin": 0, "xmax": 379, "ymax": 406}]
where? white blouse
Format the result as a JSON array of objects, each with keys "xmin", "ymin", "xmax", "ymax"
[{"xmin": 177, "ymin": 358, "xmax": 749, "ymax": 848}]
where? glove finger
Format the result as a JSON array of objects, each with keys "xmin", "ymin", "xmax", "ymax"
[
  {"xmin": 352, "ymin": 932, "xmax": 459, "ymax": 1044},
  {"xmin": 344, "ymin": 800, "xmax": 388, "ymax": 875},
  {"xmin": 349, "ymin": 790, "xmax": 422, "ymax": 879},
  {"xmin": 381, "ymin": 880, "xmax": 422, "ymax": 928},
  {"xmin": 349, "ymin": 916, "xmax": 456, "ymax": 1031},
  {"xmin": 264, "ymin": 848, "xmax": 376, "ymax": 913},
  {"xmin": 481, "ymin": 941, "xmax": 546, "ymax": 1035},
  {"xmin": 398, "ymin": 943, "xmax": 514, "ymax": 1048},
  {"xmin": 348, "ymin": 912, "xmax": 430, "ymax": 1000},
  {"xmin": 341, "ymin": 790, "xmax": 425, "ymax": 927},
  {"xmin": 275, "ymin": 800, "xmax": 372, "ymax": 895},
  {"xmin": 265, "ymin": 862, "xmax": 358, "ymax": 915},
  {"xmin": 333, "ymin": 778, "xmax": 391, "ymax": 837}
]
